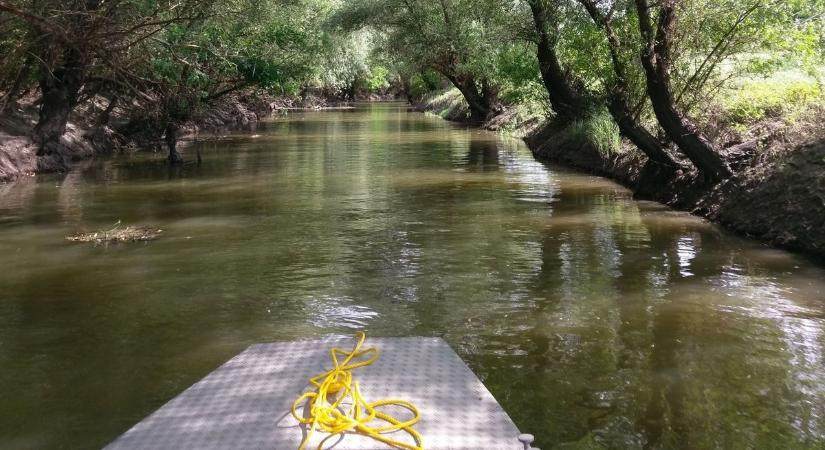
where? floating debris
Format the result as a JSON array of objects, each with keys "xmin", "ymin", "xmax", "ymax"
[{"xmin": 66, "ymin": 223, "xmax": 162, "ymax": 244}]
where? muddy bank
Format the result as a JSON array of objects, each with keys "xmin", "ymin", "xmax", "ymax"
[
  {"xmin": 523, "ymin": 116, "xmax": 825, "ymax": 261},
  {"xmin": 707, "ymin": 141, "xmax": 825, "ymax": 258},
  {"xmin": 416, "ymin": 92, "xmax": 825, "ymax": 261},
  {"xmin": 0, "ymin": 92, "xmax": 348, "ymax": 183}
]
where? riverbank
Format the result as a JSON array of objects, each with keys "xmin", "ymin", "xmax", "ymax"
[
  {"xmin": 416, "ymin": 89, "xmax": 825, "ymax": 261},
  {"xmin": 0, "ymin": 92, "xmax": 349, "ymax": 183},
  {"xmin": 5, "ymin": 91, "xmax": 823, "ymax": 260}
]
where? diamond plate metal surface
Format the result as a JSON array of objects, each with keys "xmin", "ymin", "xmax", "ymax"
[{"xmin": 105, "ymin": 337, "xmax": 523, "ymax": 450}]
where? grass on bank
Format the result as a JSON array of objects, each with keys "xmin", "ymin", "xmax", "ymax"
[
  {"xmin": 418, "ymin": 87, "xmax": 622, "ymax": 154},
  {"xmin": 419, "ymin": 89, "xmax": 469, "ymax": 122},
  {"xmin": 419, "ymin": 66, "xmax": 825, "ymax": 159},
  {"xmin": 718, "ymin": 69, "xmax": 824, "ymax": 130},
  {"xmin": 567, "ymin": 110, "xmax": 623, "ymax": 156}
]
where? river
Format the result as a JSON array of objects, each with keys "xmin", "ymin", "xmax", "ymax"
[{"xmin": 1, "ymin": 103, "xmax": 824, "ymax": 449}]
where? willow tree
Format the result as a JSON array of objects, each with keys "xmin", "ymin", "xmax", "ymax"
[
  {"xmin": 144, "ymin": 0, "xmax": 327, "ymax": 163},
  {"xmin": 627, "ymin": 0, "xmax": 822, "ymax": 181},
  {"xmin": 332, "ymin": 0, "xmax": 524, "ymax": 122},
  {"xmin": 576, "ymin": 0, "xmax": 679, "ymax": 169},
  {"xmin": 525, "ymin": 0, "xmax": 591, "ymax": 122},
  {"xmin": 0, "ymin": 0, "xmax": 328, "ymax": 165},
  {"xmin": 0, "ymin": 0, "xmax": 210, "ymax": 160},
  {"xmin": 538, "ymin": 0, "xmax": 817, "ymax": 181},
  {"xmin": 632, "ymin": 0, "xmax": 732, "ymax": 181}
]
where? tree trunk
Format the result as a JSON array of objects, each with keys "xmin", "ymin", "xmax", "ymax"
[
  {"xmin": 98, "ymin": 94, "xmax": 118, "ymax": 126},
  {"xmin": 400, "ymin": 77, "xmax": 414, "ymax": 104},
  {"xmin": 634, "ymin": 0, "xmax": 731, "ymax": 181},
  {"xmin": 606, "ymin": 93, "xmax": 677, "ymax": 168},
  {"xmin": 345, "ymin": 82, "xmax": 356, "ymax": 101},
  {"xmin": 165, "ymin": 122, "xmax": 183, "ymax": 165},
  {"xmin": 443, "ymin": 72, "xmax": 492, "ymax": 123},
  {"xmin": 578, "ymin": 0, "xmax": 678, "ymax": 168},
  {"xmin": 527, "ymin": 0, "xmax": 587, "ymax": 121},
  {"xmin": 480, "ymin": 79, "xmax": 500, "ymax": 112},
  {"xmin": 33, "ymin": 47, "xmax": 85, "ymax": 155}
]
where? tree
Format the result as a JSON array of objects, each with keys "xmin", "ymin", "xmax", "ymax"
[
  {"xmin": 0, "ymin": 0, "xmax": 330, "ymax": 164},
  {"xmin": 633, "ymin": 0, "xmax": 732, "ymax": 181},
  {"xmin": 0, "ymin": 0, "xmax": 209, "ymax": 161},
  {"xmin": 525, "ymin": 0, "xmax": 590, "ymax": 121},
  {"xmin": 332, "ymin": 0, "xmax": 521, "ymax": 122},
  {"xmin": 577, "ymin": 0, "xmax": 679, "ymax": 168},
  {"xmin": 142, "ymin": 0, "xmax": 327, "ymax": 162}
]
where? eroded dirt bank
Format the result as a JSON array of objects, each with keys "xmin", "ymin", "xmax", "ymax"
[
  {"xmin": 0, "ymin": 92, "xmax": 346, "ymax": 183},
  {"xmin": 416, "ymin": 95, "xmax": 825, "ymax": 261},
  {"xmin": 527, "ymin": 122, "xmax": 825, "ymax": 261}
]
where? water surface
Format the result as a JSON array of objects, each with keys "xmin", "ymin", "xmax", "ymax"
[{"xmin": 1, "ymin": 103, "xmax": 824, "ymax": 449}]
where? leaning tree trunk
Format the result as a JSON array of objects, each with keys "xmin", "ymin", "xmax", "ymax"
[
  {"xmin": 577, "ymin": 0, "xmax": 678, "ymax": 168},
  {"xmin": 443, "ymin": 72, "xmax": 492, "ymax": 123},
  {"xmin": 607, "ymin": 93, "xmax": 677, "ymax": 168},
  {"xmin": 527, "ymin": 0, "xmax": 588, "ymax": 121},
  {"xmin": 634, "ymin": 0, "xmax": 731, "ymax": 181},
  {"xmin": 480, "ymin": 79, "xmax": 502, "ymax": 115},
  {"xmin": 33, "ymin": 48, "xmax": 86, "ymax": 155}
]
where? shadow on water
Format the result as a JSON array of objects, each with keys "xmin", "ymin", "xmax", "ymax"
[{"xmin": 0, "ymin": 103, "xmax": 824, "ymax": 449}]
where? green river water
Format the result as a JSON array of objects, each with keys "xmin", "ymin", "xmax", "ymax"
[{"xmin": 1, "ymin": 103, "xmax": 824, "ymax": 449}]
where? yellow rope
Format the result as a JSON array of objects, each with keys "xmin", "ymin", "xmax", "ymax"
[{"xmin": 290, "ymin": 332, "xmax": 424, "ymax": 450}]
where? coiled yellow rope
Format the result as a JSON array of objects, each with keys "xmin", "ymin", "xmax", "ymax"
[{"xmin": 290, "ymin": 332, "xmax": 424, "ymax": 450}]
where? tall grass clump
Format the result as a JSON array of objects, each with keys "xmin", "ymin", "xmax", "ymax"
[
  {"xmin": 568, "ymin": 109, "xmax": 623, "ymax": 156},
  {"xmin": 720, "ymin": 70, "xmax": 824, "ymax": 127}
]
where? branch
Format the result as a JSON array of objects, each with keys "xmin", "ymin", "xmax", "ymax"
[{"xmin": 674, "ymin": 0, "xmax": 763, "ymax": 105}]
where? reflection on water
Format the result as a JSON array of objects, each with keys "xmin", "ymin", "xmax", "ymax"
[{"xmin": 0, "ymin": 103, "xmax": 824, "ymax": 449}]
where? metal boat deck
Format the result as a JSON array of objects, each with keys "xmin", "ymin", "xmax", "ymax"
[{"xmin": 105, "ymin": 337, "xmax": 529, "ymax": 450}]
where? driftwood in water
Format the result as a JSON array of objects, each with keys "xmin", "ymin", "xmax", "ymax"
[{"xmin": 66, "ymin": 225, "xmax": 162, "ymax": 244}]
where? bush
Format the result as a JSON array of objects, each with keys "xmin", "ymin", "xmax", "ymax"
[
  {"xmin": 366, "ymin": 66, "xmax": 391, "ymax": 92},
  {"xmin": 408, "ymin": 70, "xmax": 443, "ymax": 100},
  {"xmin": 568, "ymin": 109, "xmax": 623, "ymax": 156},
  {"xmin": 721, "ymin": 72, "xmax": 823, "ymax": 125}
]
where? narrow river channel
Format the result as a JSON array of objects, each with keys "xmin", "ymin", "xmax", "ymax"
[{"xmin": 1, "ymin": 103, "xmax": 824, "ymax": 449}]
